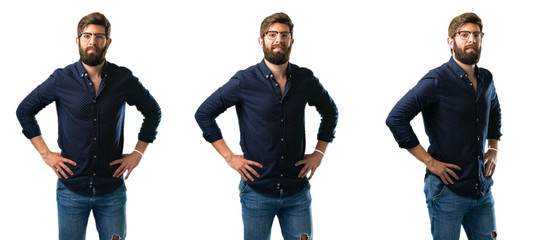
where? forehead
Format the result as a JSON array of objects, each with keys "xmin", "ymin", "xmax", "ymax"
[
  {"xmin": 458, "ymin": 23, "xmax": 481, "ymax": 32},
  {"xmin": 267, "ymin": 22, "xmax": 290, "ymax": 32},
  {"xmin": 82, "ymin": 24, "xmax": 106, "ymax": 33}
]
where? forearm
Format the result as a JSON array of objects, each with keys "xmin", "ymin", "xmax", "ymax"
[
  {"xmin": 314, "ymin": 140, "xmax": 329, "ymax": 154},
  {"xmin": 29, "ymin": 136, "xmax": 52, "ymax": 158},
  {"xmin": 211, "ymin": 139, "xmax": 234, "ymax": 161},
  {"xmin": 132, "ymin": 140, "xmax": 149, "ymax": 155},
  {"xmin": 406, "ymin": 144, "xmax": 434, "ymax": 166},
  {"xmin": 487, "ymin": 139, "xmax": 499, "ymax": 150}
]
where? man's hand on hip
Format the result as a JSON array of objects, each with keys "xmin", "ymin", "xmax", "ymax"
[
  {"xmin": 110, "ymin": 151, "xmax": 142, "ymax": 179},
  {"xmin": 226, "ymin": 154, "xmax": 263, "ymax": 182},
  {"xmin": 426, "ymin": 158, "xmax": 461, "ymax": 185},
  {"xmin": 295, "ymin": 152, "xmax": 323, "ymax": 180},
  {"xmin": 42, "ymin": 151, "xmax": 77, "ymax": 179}
]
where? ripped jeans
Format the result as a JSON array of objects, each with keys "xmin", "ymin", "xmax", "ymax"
[
  {"xmin": 424, "ymin": 174, "xmax": 497, "ymax": 240},
  {"xmin": 239, "ymin": 180, "xmax": 312, "ymax": 240},
  {"xmin": 57, "ymin": 180, "xmax": 127, "ymax": 240}
]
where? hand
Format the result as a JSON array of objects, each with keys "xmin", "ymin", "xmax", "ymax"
[
  {"xmin": 226, "ymin": 154, "xmax": 263, "ymax": 182},
  {"xmin": 426, "ymin": 158, "xmax": 461, "ymax": 185},
  {"xmin": 295, "ymin": 152, "xmax": 323, "ymax": 180},
  {"xmin": 42, "ymin": 152, "xmax": 77, "ymax": 179},
  {"xmin": 484, "ymin": 149, "xmax": 497, "ymax": 177},
  {"xmin": 110, "ymin": 152, "xmax": 142, "ymax": 179}
]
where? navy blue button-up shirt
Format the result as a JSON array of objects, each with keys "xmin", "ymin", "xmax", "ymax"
[
  {"xmin": 195, "ymin": 60, "xmax": 338, "ymax": 197},
  {"xmin": 386, "ymin": 57, "xmax": 502, "ymax": 199},
  {"xmin": 16, "ymin": 60, "xmax": 161, "ymax": 197}
]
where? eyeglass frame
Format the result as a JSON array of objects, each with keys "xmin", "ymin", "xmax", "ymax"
[
  {"xmin": 263, "ymin": 31, "xmax": 292, "ymax": 41},
  {"xmin": 78, "ymin": 32, "xmax": 108, "ymax": 42},
  {"xmin": 455, "ymin": 31, "xmax": 484, "ymax": 40}
]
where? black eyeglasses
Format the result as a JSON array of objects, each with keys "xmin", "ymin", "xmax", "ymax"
[
  {"xmin": 264, "ymin": 31, "xmax": 292, "ymax": 40},
  {"xmin": 455, "ymin": 31, "xmax": 484, "ymax": 40},
  {"xmin": 78, "ymin": 32, "xmax": 107, "ymax": 42}
]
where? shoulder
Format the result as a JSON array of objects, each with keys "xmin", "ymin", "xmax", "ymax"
[
  {"xmin": 290, "ymin": 63, "xmax": 315, "ymax": 79},
  {"xmin": 478, "ymin": 67, "xmax": 493, "ymax": 79},
  {"xmin": 231, "ymin": 62, "xmax": 265, "ymax": 86},
  {"xmin": 45, "ymin": 62, "xmax": 81, "ymax": 85},
  {"xmin": 105, "ymin": 61, "xmax": 135, "ymax": 78}
]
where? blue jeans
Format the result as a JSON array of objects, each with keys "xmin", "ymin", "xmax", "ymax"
[
  {"xmin": 239, "ymin": 180, "xmax": 312, "ymax": 240},
  {"xmin": 57, "ymin": 180, "xmax": 127, "ymax": 240},
  {"xmin": 424, "ymin": 174, "xmax": 497, "ymax": 240}
]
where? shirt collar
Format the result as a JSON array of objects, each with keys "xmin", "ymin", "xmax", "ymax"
[
  {"xmin": 75, "ymin": 59, "xmax": 110, "ymax": 78},
  {"xmin": 447, "ymin": 57, "xmax": 482, "ymax": 82},
  {"xmin": 259, "ymin": 59, "xmax": 293, "ymax": 80}
]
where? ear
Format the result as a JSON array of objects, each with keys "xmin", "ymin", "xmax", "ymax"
[
  {"xmin": 446, "ymin": 37, "xmax": 454, "ymax": 50},
  {"xmin": 107, "ymin": 38, "xmax": 112, "ymax": 48},
  {"xmin": 290, "ymin": 38, "xmax": 294, "ymax": 46},
  {"xmin": 76, "ymin": 36, "xmax": 79, "ymax": 45},
  {"xmin": 258, "ymin": 37, "xmax": 263, "ymax": 46}
]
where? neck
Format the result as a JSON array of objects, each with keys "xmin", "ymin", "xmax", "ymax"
[
  {"xmin": 453, "ymin": 55, "xmax": 476, "ymax": 76},
  {"xmin": 264, "ymin": 59, "xmax": 288, "ymax": 77},
  {"xmin": 82, "ymin": 60, "xmax": 105, "ymax": 78}
]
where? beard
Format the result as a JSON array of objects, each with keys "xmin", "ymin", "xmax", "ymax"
[
  {"xmin": 262, "ymin": 41, "xmax": 291, "ymax": 65},
  {"xmin": 453, "ymin": 41, "xmax": 481, "ymax": 65},
  {"xmin": 78, "ymin": 42, "xmax": 107, "ymax": 66}
]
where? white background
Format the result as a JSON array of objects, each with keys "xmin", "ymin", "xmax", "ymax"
[{"xmin": 1, "ymin": 0, "xmax": 531, "ymax": 239}]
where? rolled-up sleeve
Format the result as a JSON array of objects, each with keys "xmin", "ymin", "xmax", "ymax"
[
  {"xmin": 126, "ymin": 76, "xmax": 162, "ymax": 143},
  {"xmin": 16, "ymin": 74, "xmax": 58, "ymax": 139},
  {"xmin": 195, "ymin": 76, "xmax": 241, "ymax": 143},
  {"xmin": 487, "ymin": 86, "xmax": 502, "ymax": 140},
  {"xmin": 308, "ymin": 77, "xmax": 338, "ymax": 142},
  {"xmin": 386, "ymin": 77, "xmax": 437, "ymax": 149}
]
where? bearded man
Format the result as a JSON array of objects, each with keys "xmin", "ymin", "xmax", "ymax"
[
  {"xmin": 195, "ymin": 12, "xmax": 338, "ymax": 240},
  {"xmin": 386, "ymin": 12, "xmax": 501, "ymax": 240},
  {"xmin": 16, "ymin": 12, "xmax": 161, "ymax": 240}
]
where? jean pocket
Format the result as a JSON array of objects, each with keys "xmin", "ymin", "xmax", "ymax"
[
  {"xmin": 56, "ymin": 180, "xmax": 66, "ymax": 191},
  {"xmin": 239, "ymin": 180, "xmax": 250, "ymax": 195},
  {"xmin": 424, "ymin": 174, "xmax": 446, "ymax": 200}
]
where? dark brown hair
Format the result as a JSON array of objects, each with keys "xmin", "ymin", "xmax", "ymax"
[
  {"xmin": 77, "ymin": 12, "xmax": 111, "ymax": 37},
  {"xmin": 448, "ymin": 12, "xmax": 483, "ymax": 38},
  {"xmin": 259, "ymin": 12, "xmax": 294, "ymax": 39}
]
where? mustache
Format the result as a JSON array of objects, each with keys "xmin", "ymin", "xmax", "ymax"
[{"xmin": 85, "ymin": 46, "xmax": 100, "ymax": 53}]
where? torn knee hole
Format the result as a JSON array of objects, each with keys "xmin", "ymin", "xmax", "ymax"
[
  {"xmin": 301, "ymin": 233, "xmax": 309, "ymax": 240},
  {"xmin": 491, "ymin": 231, "xmax": 497, "ymax": 238}
]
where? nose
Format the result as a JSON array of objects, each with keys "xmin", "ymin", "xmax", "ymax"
[
  {"xmin": 274, "ymin": 33, "xmax": 283, "ymax": 43},
  {"xmin": 467, "ymin": 33, "xmax": 476, "ymax": 43},
  {"xmin": 87, "ymin": 35, "xmax": 97, "ymax": 45}
]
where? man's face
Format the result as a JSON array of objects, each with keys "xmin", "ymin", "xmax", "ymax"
[
  {"xmin": 77, "ymin": 24, "xmax": 111, "ymax": 66},
  {"xmin": 260, "ymin": 23, "xmax": 294, "ymax": 65},
  {"xmin": 449, "ymin": 23, "xmax": 482, "ymax": 65}
]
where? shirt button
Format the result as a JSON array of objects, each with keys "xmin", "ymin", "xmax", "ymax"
[
  {"xmin": 281, "ymin": 156, "xmax": 284, "ymax": 160},
  {"xmin": 477, "ymin": 137, "xmax": 480, "ymax": 141},
  {"xmin": 280, "ymin": 174, "xmax": 284, "ymax": 177},
  {"xmin": 281, "ymin": 119, "xmax": 284, "ymax": 123},
  {"xmin": 275, "ymin": 83, "xmax": 279, "ymax": 87},
  {"xmin": 93, "ymin": 137, "xmax": 97, "ymax": 141},
  {"xmin": 89, "ymin": 82, "xmax": 93, "ymax": 86},
  {"xmin": 93, "ymin": 173, "xmax": 96, "ymax": 176},
  {"xmin": 281, "ymin": 138, "xmax": 284, "ymax": 142},
  {"xmin": 93, "ymin": 118, "xmax": 97, "ymax": 121},
  {"xmin": 93, "ymin": 155, "xmax": 97, "ymax": 159}
]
